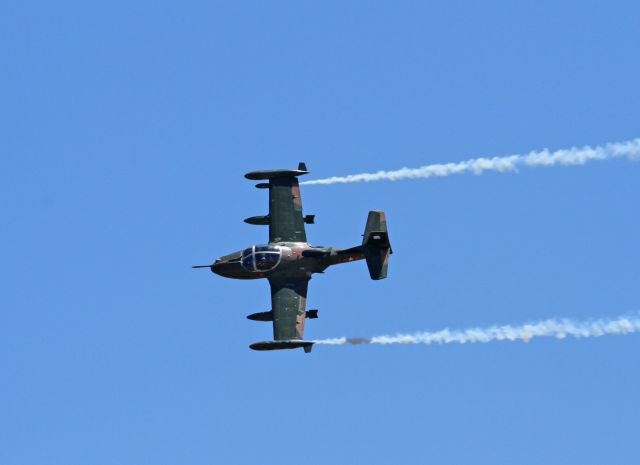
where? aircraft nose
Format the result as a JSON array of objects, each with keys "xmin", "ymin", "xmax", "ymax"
[{"xmin": 211, "ymin": 260, "xmax": 222, "ymax": 275}]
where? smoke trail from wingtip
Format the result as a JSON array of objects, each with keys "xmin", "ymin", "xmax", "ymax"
[
  {"xmin": 301, "ymin": 138, "xmax": 640, "ymax": 185},
  {"xmin": 313, "ymin": 314, "xmax": 640, "ymax": 347}
]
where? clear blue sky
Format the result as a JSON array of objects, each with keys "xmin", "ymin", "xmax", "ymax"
[{"xmin": 1, "ymin": 1, "xmax": 639, "ymax": 464}]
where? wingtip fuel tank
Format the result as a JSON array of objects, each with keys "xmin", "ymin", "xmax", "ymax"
[
  {"xmin": 244, "ymin": 162, "xmax": 309, "ymax": 180},
  {"xmin": 250, "ymin": 340, "xmax": 314, "ymax": 353}
]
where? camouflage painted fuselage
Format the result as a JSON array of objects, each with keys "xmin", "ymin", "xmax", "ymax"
[{"xmin": 211, "ymin": 242, "xmax": 364, "ymax": 281}]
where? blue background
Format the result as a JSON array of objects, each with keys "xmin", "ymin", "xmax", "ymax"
[{"xmin": 1, "ymin": 1, "xmax": 639, "ymax": 464}]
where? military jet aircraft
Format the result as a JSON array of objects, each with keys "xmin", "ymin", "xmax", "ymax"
[{"xmin": 193, "ymin": 163, "xmax": 392, "ymax": 353}]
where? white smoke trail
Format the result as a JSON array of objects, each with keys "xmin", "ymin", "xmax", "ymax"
[
  {"xmin": 313, "ymin": 313, "xmax": 640, "ymax": 347},
  {"xmin": 301, "ymin": 138, "xmax": 640, "ymax": 185}
]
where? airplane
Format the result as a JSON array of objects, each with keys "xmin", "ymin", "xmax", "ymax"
[{"xmin": 193, "ymin": 162, "xmax": 392, "ymax": 353}]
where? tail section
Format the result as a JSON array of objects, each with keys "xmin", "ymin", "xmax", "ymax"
[{"xmin": 362, "ymin": 211, "xmax": 392, "ymax": 280}]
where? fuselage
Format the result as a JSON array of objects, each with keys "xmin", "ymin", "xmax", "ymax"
[{"xmin": 211, "ymin": 242, "xmax": 364, "ymax": 280}]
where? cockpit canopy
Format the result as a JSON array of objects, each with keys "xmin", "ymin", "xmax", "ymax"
[{"xmin": 241, "ymin": 245, "xmax": 282, "ymax": 272}]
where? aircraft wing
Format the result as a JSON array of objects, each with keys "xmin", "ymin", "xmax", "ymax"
[
  {"xmin": 268, "ymin": 175, "xmax": 307, "ymax": 243},
  {"xmin": 249, "ymin": 277, "xmax": 314, "ymax": 352},
  {"xmin": 244, "ymin": 163, "xmax": 311, "ymax": 243},
  {"xmin": 270, "ymin": 277, "xmax": 309, "ymax": 340}
]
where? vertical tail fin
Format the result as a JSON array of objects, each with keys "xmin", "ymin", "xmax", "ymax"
[{"xmin": 362, "ymin": 211, "xmax": 392, "ymax": 280}]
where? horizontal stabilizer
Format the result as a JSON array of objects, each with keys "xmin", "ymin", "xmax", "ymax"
[
  {"xmin": 362, "ymin": 210, "xmax": 392, "ymax": 280},
  {"xmin": 250, "ymin": 340, "xmax": 314, "ymax": 353}
]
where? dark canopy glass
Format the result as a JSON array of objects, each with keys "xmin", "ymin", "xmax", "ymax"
[{"xmin": 241, "ymin": 245, "xmax": 282, "ymax": 272}]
